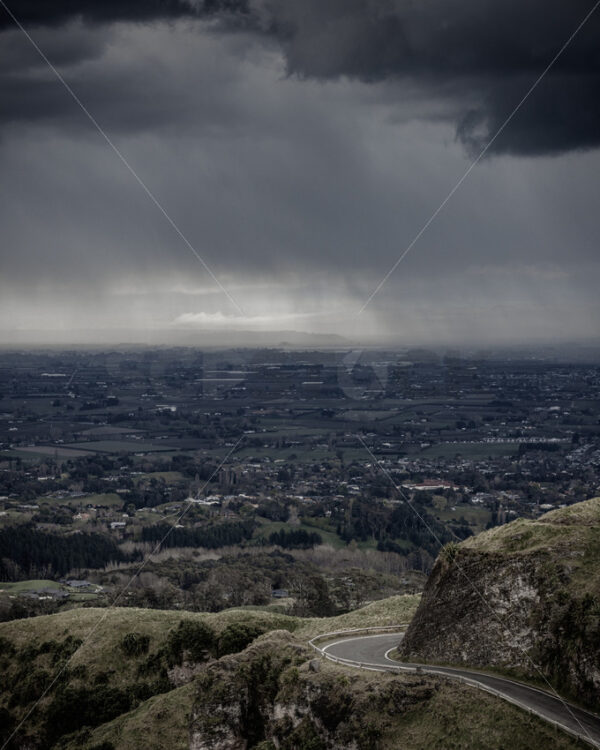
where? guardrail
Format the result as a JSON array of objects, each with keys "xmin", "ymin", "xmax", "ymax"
[{"xmin": 309, "ymin": 628, "xmax": 600, "ymax": 750}]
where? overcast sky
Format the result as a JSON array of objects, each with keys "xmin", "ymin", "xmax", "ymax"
[{"xmin": 1, "ymin": 0, "xmax": 599, "ymax": 346}]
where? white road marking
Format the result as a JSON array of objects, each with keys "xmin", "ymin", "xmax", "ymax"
[{"xmin": 321, "ymin": 633, "xmax": 400, "ymax": 653}]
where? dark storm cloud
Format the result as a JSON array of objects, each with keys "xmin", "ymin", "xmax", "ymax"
[
  {"xmin": 253, "ymin": 0, "xmax": 600, "ymax": 156},
  {"xmin": 2, "ymin": 0, "xmax": 599, "ymax": 155},
  {"xmin": 0, "ymin": 0, "xmax": 250, "ymax": 30},
  {"xmin": 1, "ymin": 13, "xmax": 599, "ymax": 344}
]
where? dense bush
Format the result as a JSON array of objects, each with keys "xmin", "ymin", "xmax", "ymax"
[
  {"xmin": 217, "ymin": 622, "xmax": 266, "ymax": 656},
  {"xmin": 166, "ymin": 619, "xmax": 216, "ymax": 664},
  {"xmin": 44, "ymin": 685, "xmax": 132, "ymax": 742},
  {"xmin": 120, "ymin": 632, "xmax": 150, "ymax": 657},
  {"xmin": 15, "ymin": 636, "xmax": 82, "ymax": 666},
  {"xmin": 0, "ymin": 707, "xmax": 15, "ymax": 747},
  {"xmin": 268, "ymin": 529, "xmax": 322, "ymax": 549}
]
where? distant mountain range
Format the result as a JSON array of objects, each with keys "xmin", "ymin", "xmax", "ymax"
[{"xmin": 0, "ymin": 328, "xmax": 350, "ymax": 349}]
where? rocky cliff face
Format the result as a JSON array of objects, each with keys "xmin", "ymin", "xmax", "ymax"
[
  {"xmin": 400, "ymin": 550, "xmax": 542, "ymax": 667},
  {"xmin": 399, "ymin": 498, "xmax": 600, "ymax": 711},
  {"xmin": 190, "ymin": 630, "xmax": 441, "ymax": 750}
]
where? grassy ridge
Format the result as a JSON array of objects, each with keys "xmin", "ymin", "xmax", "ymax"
[
  {"xmin": 297, "ymin": 594, "xmax": 420, "ymax": 638},
  {"xmin": 462, "ymin": 496, "xmax": 600, "ymax": 593}
]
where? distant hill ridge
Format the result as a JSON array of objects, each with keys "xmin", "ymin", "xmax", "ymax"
[{"xmin": 400, "ymin": 497, "xmax": 600, "ymax": 711}]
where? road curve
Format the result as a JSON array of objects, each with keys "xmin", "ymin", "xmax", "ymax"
[{"xmin": 319, "ymin": 633, "xmax": 600, "ymax": 749}]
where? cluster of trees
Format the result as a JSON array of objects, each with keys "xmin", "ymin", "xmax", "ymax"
[
  {"xmin": 335, "ymin": 499, "xmax": 460, "ymax": 556},
  {"xmin": 0, "ymin": 526, "xmax": 133, "ymax": 580},
  {"xmin": 0, "ymin": 469, "xmax": 59, "ymax": 502},
  {"xmin": 162, "ymin": 618, "xmax": 267, "ymax": 664},
  {"xmin": 256, "ymin": 499, "xmax": 289, "ymax": 521},
  {"xmin": 267, "ymin": 529, "xmax": 322, "ymax": 549},
  {"xmin": 140, "ymin": 519, "xmax": 256, "ymax": 550},
  {"xmin": 0, "ymin": 633, "xmax": 138, "ymax": 748}
]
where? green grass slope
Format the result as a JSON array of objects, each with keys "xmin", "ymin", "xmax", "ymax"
[
  {"xmin": 0, "ymin": 590, "xmax": 588, "ymax": 750},
  {"xmin": 462, "ymin": 496, "xmax": 600, "ymax": 594},
  {"xmin": 0, "ymin": 606, "xmax": 299, "ymax": 749}
]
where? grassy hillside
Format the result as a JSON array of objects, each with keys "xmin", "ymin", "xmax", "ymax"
[
  {"xmin": 0, "ymin": 596, "xmax": 421, "ymax": 748},
  {"xmin": 462, "ymin": 497, "xmax": 600, "ymax": 593},
  {"xmin": 297, "ymin": 593, "xmax": 420, "ymax": 638},
  {"xmin": 463, "ymin": 496, "xmax": 600, "ymax": 552},
  {"xmin": 0, "ymin": 606, "xmax": 298, "ymax": 750},
  {"xmin": 0, "ymin": 592, "xmax": 587, "ymax": 749},
  {"xmin": 80, "ymin": 630, "xmax": 580, "ymax": 750}
]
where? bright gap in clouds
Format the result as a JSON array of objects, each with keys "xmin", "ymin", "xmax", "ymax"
[{"xmin": 173, "ymin": 311, "xmax": 322, "ymax": 330}]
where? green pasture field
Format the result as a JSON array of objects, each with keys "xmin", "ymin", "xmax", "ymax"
[
  {"xmin": 418, "ymin": 442, "xmax": 519, "ymax": 459},
  {"xmin": 5, "ymin": 446, "xmax": 92, "ymax": 459},
  {"xmin": 78, "ymin": 425, "xmax": 146, "ymax": 437},
  {"xmin": 0, "ymin": 510, "xmax": 33, "ymax": 526},
  {"xmin": 340, "ymin": 410, "xmax": 398, "ymax": 422},
  {"xmin": 63, "ymin": 440, "xmax": 176, "ymax": 454},
  {"xmin": 254, "ymin": 516, "xmax": 382, "ymax": 551},
  {"xmin": 0, "ymin": 579, "xmax": 62, "ymax": 594},
  {"xmin": 69, "ymin": 592, "xmax": 100, "ymax": 601},
  {"xmin": 435, "ymin": 502, "xmax": 492, "ymax": 532},
  {"xmin": 254, "ymin": 518, "xmax": 347, "ymax": 549},
  {"xmin": 78, "ymin": 492, "xmax": 124, "ymax": 508},
  {"xmin": 260, "ymin": 424, "xmax": 333, "ymax": 438},
  {"xmin": 35, "ymin": 492, "xmax": 123, "ymax": 508}
]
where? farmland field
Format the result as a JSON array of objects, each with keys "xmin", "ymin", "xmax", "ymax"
[
  {"xmin": 419, "ymin": 442, "xmax": 519, "ymax": 459},
  {"xmin": 7, "ymin": 445, "xmax": 92, "ymax": 458},
  {"xmin": 63, "ymin": 440, "xmax": 176, "ymax": 454},
  {"xmin": 0, "ymin": 579, "xmax": 62, "ymax": 594}
]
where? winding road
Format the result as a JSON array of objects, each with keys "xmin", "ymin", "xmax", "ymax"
[{"xmin": 318, "ymin": 633, "xmax": 600, "ymax": 748}]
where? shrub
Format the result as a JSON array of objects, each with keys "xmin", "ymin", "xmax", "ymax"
[
  {"xmin": 217, "ymin": 622, "xmax": 265, "ymax": 657},
  {"xmin": 0, "ymin": 637, "xmax": 15, "ymax": 656},
  {"xmin": 440, "ymin": 541, "xmax": 459, "ymax": 564},
  {"xmin": 8, "ymin": 668, "xmax": 50, "ymax": 707},
  {"xmin": 120, "ymin": 632, "xmax": 150, "ymax": 657},
  {"xmin": 167, "ymin": 620, "xmax": 216, "ymax": 664},
  {"xmin": 44, "ymin": 685, "xmax": 131, "ymax": 742}
]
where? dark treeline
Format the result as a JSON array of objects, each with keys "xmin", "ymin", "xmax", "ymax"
[
  {"xmin": 268, "ymin": 528, "xmax": 322, "ymax": 549},
  {"xmin": 0, "ymin": 526, "xmax": 131, "ymax": 581},
  {"xmin": 141, "ymin": 520, "xmax": 255, "ymax": 550}
]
